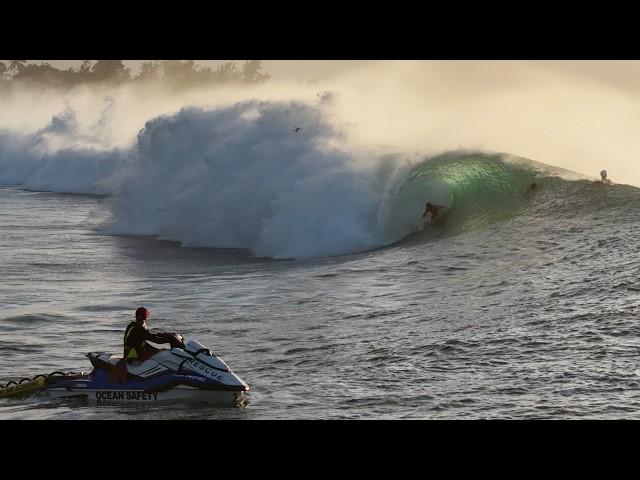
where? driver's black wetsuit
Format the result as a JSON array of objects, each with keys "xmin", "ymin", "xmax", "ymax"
[{"xmin": 123, "ymin": 322, "xmax": 169, "ymax": 361}]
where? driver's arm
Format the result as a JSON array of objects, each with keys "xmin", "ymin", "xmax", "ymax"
[{"xmin": 144, "ymin": 329, "xmax": 172, "ymax": 345}]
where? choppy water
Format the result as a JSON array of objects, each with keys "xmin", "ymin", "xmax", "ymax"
[{"xmin": 2, "ymin": 167, "xmax": 640, "ymax": 419}]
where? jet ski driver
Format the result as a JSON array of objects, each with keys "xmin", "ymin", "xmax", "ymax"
[
  {"xmin": 124, "ymin": 307, "xmax": 174, "ymax": 362},
  {"xmin": 107, "ymin": 307, "xmax": 179, "ymax": 384}
]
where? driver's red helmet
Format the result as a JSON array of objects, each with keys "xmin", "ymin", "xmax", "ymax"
[{"xmin": 135, "ymin": 307, "xmax": 149, "ymax": 322}]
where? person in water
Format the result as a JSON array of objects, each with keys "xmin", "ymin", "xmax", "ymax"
[
  {"xmin": 600, "ymin": 170, "xmax": 612, "ymax": 184},
  {"xmin": 525, "ymin": 182, "xmax": 537, "ymax": 195},
  {"xmin": 422, "ymin": 202, "xmax": 444, "ymax": 223},
  {"xmin": 123, "ymin": 307, "xmax": 173, "ymax": 362}
]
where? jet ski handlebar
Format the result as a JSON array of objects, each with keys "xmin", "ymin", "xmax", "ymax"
[{"xmin": 148, "ymin": 330, "xmax": 185, "ymax": 350}]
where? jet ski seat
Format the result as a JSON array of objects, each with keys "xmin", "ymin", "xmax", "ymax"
[{"xmin": 87, "ymin": 353, "xmax": 123, "ymax": 371}]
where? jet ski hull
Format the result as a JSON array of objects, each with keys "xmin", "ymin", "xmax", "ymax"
[{"xmin": 38, "ymin": 386, "xmax": 246, "ymax": 405}]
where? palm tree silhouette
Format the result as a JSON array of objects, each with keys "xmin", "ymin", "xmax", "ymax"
[{"xmin": 7, "ymin": 60, "xmax": 27, "ymax": 76}]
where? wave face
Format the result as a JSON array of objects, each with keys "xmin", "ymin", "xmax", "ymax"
[
  {"xmin": 378, "ymin": 152, "xmax": 540, "ymax": 240},
  {"xmin": 3, "ymin": 98, "xmax": 632, "ymax": 259}
]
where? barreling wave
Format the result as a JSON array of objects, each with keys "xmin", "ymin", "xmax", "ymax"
[
  {"xmin": 2, "ymin": 97, "xmax": 635, "ymax": 259},
  {"xmin": 377, "ymin": 152, "xmax": 540, "ymax": 242}
]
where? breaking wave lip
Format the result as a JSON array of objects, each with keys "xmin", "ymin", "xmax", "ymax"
[{"xmin": 0, "ymin": 97, "xmax": 624, "ymax": 260}]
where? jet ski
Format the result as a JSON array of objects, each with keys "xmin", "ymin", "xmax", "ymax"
[{"xmin": 0, "ymin": 332, "xmax": 249, "ymax": 406}]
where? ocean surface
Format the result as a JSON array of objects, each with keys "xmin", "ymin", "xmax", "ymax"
[{"xmin": 2, "ymin": 100, "xmax": 640, "ymax": 419}]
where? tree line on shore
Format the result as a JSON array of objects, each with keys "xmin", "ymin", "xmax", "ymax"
[{"xmin": 0, "ymin": 60, "xmax": 270, "ymax": 91}]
